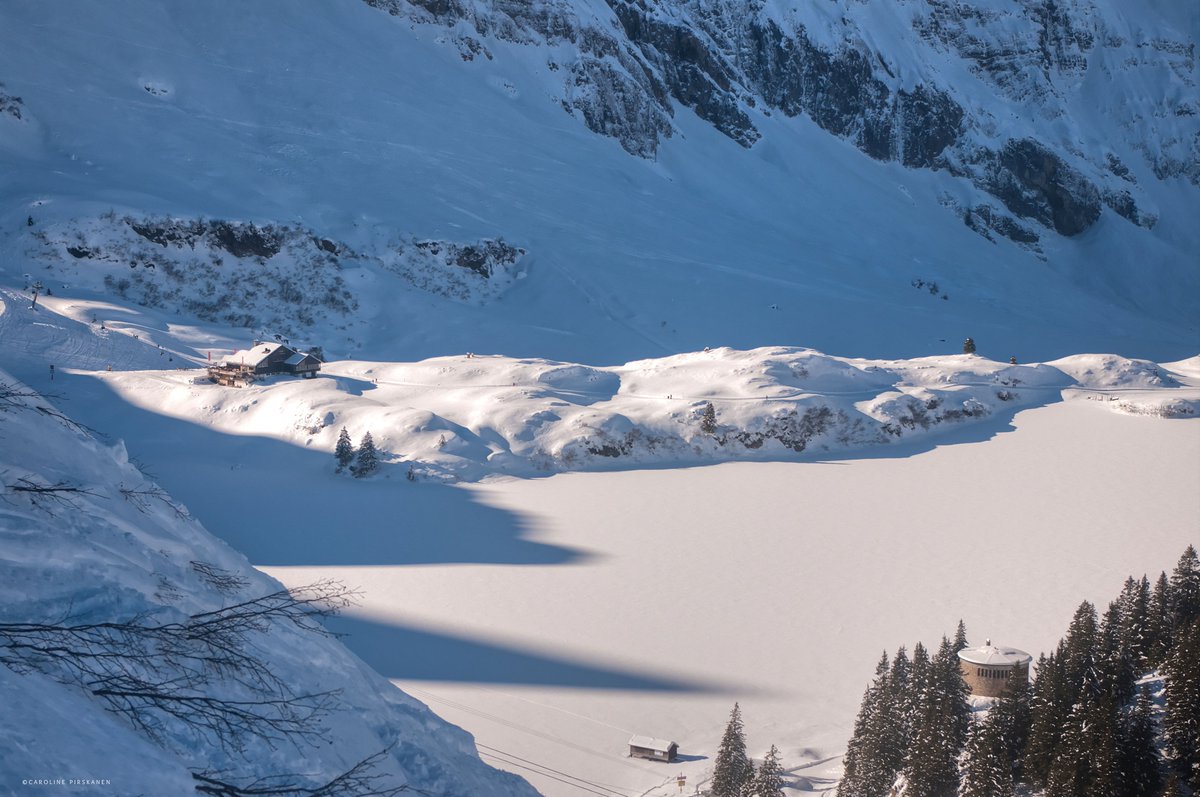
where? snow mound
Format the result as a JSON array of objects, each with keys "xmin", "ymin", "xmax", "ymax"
[{"xmin": 1050, "ymin": 354, "xmax": 1181, "ymax": 388}]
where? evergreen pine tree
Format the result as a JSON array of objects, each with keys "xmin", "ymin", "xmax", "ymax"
[
  {"xmin": 334, "ymin": 427, "xmax": 355, "ymax": 473},
  {"xmin": 1025, "ymin": 651, "xmax": 1068, "ymax": 788},
  {"xmin": 1098, "ymin": 600, "xmax": 1136, "ymax": 706},
  {"xmin": 952, "ymin": 620, "xmax": 968, "ymax": 654},
  {"xmin": 988, "ymin": 669, "xmax": 1032, "ymax": 784},
  {"xmin": 1047, "ymin": 688, "xmax": 1122, "ymax": 797},
  {"xmin": 959, "ymin": 714, "xmax": 1015, "ymax": 797},
  {"xmin": 900, "ymin": 641, "xmax": 962, "ymax": 797},
  {"xmin": 749, "ymin": 745, "xmax": 785, "ymax": 797},
  {"xmin": 700, "ymin": 402, "xmax": 718, "ymax": 435},
  {"xmin": 712, "ymin": 703, "xmax": 753, "ymax": 797},
  {"xmin": 1117, "ymin": 685, "xmax": 1161, "ymax": 797},
  {"xmin": 351, "ymin": 431, "xmax": 379, "ymax": 477},
  {"xmin": 905, "ymin": 643, "xmax": 930, "ymax": 733},
  {"xmin": 1163, "ymin": 618, "xmax": 1200, "ymax": 790},
  {"xmin": 1061, "ymin": 602, "xmax": 1099, "ymax": 706},
  {"xmin": 1169, "ymin": 545, "xmax": 1200, "ymax": 633},
  {"xmin": 1161, "ymin": 776, "xmax": 1184, "ymax": 797},
  {"xmin": 888, "ymin": 647, "xmax": 914, "ymax": 759},
  {"xmin": 840, "ymin": 653, "xmax": 901, "ymax": 797},
  {"xmin": 1118, "ymin": 576, "xmax": 1152, "ymax": 669},
  {"xmin": 962, "ymin": 337, "xmax": 976, "ymax": 354},
  {"xmin": 1148, "ymin": 571, "xmax": 1174, "ymax": 667},
  {"xmin": 740, "ymin": 761, "xmax": 757, "ymax": 797},
  {"xmin": 840, "ymin": 655, "xmax": 885, "ymax": 797}
]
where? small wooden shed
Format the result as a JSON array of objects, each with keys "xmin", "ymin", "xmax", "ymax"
[{"xmin": 628, "ymin": 736, "xmax": 678, "ymax": 763}]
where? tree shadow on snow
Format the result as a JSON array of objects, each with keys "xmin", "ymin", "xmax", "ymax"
[
  {"xmin": 65, "ymin": 372, "xmax": 587, "ymax": 567},
  {"xmin": 330, "ymin": 614, "xmax": 721, "ymax": 692}
]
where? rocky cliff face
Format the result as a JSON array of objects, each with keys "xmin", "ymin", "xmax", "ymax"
[{"xmin": 364, "ymin": 0, "xmax": 1196, "ymax": 243}]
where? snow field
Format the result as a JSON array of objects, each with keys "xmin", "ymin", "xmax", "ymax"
[{"xmin": 259, "ymin": 399, "xmax": 1200, "ymax": 796}]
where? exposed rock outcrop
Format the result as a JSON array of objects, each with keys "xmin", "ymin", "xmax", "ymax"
[{"xmin": 362, "ymin": 0, "xmax": 1195, "ymax": 238}]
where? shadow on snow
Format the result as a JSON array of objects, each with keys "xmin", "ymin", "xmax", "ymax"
[
  {"xmin": 330, "ymin": 613, "xmax": 721, "ymax": 692},
  {"xmin": 59, "ymin": 371, "xmax": 587, "ymax": 567}
]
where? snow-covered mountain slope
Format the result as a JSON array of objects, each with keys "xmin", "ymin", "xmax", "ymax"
[
  {"xmin": 0, "ymin": 370, "xmax": 539, "ymax": 796},
  {"xmin": 0, "ymin": 0, "xmax": 1196, "ymax": 366}
]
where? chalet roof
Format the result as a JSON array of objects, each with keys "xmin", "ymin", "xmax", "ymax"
[
  {"xmin": 628, "ymin": 736, "xmax": 676, "ymax": 752},
  {"xmin": 223, "ymin": 342, "xmax": 289, "ymax": 368},
  {"xmin": 958, "ymin": 640, "xmax": 1032, "ymax": 667},
  {"xmin": 284, "ymin": 352, "xmax": 312, "ymax": 366}
]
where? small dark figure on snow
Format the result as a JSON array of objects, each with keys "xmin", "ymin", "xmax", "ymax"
[
  {"xmin": 49, "ymin": 364, "xmax": 55, "ymax": 381},
  {"xmin": 962, "ymin": 337, "xmax": 976, "ymax": 354},
  {"xmin": 26, "ymin": 215, "xmax": 33, "ymax": 227},
  {"xmin": 1010, "ymin": 355, "xmax": 1017, "ymax": 364},
  {"xmin": 406, "ymin": 465, "xmax": 416, "ymax": 482}
]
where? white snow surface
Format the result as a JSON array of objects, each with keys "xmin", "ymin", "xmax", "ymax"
[
  {"xmin": 0, "ymin": 369, "xmax": 539, "ymax": 797},
  {"xmin": 1, "ymin": 287, "xmax": 1198, "ymax": 795}
]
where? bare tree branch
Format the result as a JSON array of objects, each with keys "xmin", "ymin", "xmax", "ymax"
[
  {"xmin": 0, "ymin": 581, "xmax": 358, "ymax": 754},
  {"xmin": 191, "ymin": 561, "xmax": 250, "ymax": 596},
  {"xmin": 0, "ymin": 380, "xmax": 93, "ymax": 434},
  {"xmin": 4, "ymin": 476, "xmax": 106, "ymax": 516},
  {"xmin": 120, "ymin": 483, "xmax": 191, "ymax": 520},
  {"xmin": 192, "ymin": 747, "xmax": 426, "ymax": 796}
]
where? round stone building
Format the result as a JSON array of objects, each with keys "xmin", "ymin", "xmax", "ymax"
[{"xmin": 957, "ymin": 639, "xmax": 1032, "ymax": 698}]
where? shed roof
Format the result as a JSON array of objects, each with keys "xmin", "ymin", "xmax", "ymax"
[
  {"xmin": 628, "ymin": 736, "xmax": 676, "ymax": 752},
  {"xmin": 958, "ymin": 641, "xmax": 1032, "ymax": 667}
]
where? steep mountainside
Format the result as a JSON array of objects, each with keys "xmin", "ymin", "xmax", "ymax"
[
  {"xmin": 368, "ymin": 0, "xmax": 1196, "ymax": 241},
  {"xmin": 0, "ymin": 0, "xmax": 1195, "ymax": 365}
]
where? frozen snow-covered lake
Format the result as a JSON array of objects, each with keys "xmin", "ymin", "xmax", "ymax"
[{"xmin": 256, "ymin": 399, "xmax": 1198, "ymax": 796}]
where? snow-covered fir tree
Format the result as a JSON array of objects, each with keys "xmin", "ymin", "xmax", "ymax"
[
  {"xmin": 839, "ymin": 653, "xmax": 898, "ymax": 797},
  {"xmin": 1169, "ymin": 545, "xmax": 1200, "ymax": 632},
  {"xmin": 700, "ymin": 402, "xmax": 718, "ymax": 435},
  {"xmin": 1148, "ymin": 571, "xmax": 1174, "ymax": 667},
  {"xmin": 351, "ymin": 431, "xmax": 379, "ymax": 477},
  {"xmin": 958, "ymin": 714, "xmax": 1014, "ymax": 797},
  {"xmin": 1118, "ymin": 685, "xmax": 1161, "ymax": 797},
  {"xmin": 1163, "ymin": 617, "xmax": 1200, "ymax": 790},
  {"xmin": 952, "ymin": 620, "xmax": 968, "ymax": 654},
  {"xmin": 749, "ymin": 745, "xmax": 785, "ymax": 797},
  {"xmin": 334, "ymin": 426, "xmax": 355, "ymax": 473},
  {"xmin": 901, "ymin": 636, "xmax": 970, "ymax": 797},
  {"xmin": 711, "ymin": 703, "xmax": 752, "ymax": 797}
]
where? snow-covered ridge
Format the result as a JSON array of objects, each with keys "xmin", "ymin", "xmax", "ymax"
[
  {"xmin": 27, "ymin": 215, "xmax": 527, "ymax": 347},
  {"xmin": 0, "ymin": 369, "xmax": 538, "ymax": 796},
  {"xmin": 92, "ymin": 347, "xmax": 1200, "ymax": 483}
]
